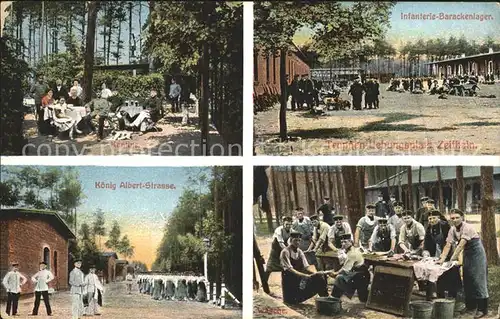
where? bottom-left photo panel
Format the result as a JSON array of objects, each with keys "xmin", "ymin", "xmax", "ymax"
[{"xmin": 0, "ymin": 165, "xmax": 242, "ymax": 319}]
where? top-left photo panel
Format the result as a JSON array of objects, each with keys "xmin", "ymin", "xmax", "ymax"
[{"xmin": 0, "ymin": 1, "xmax": 243, "ymax": 156}]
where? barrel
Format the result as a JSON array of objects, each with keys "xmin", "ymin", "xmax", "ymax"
[
  {"xmin": 410, "ymin": 301, "xmax": 433, "ymax": 319},
  {"xmin": 315, "ymin": 297, "xmax": 342, "ymax": 315},
  {"xmin": 433, "ymin": 298, "xmax": 455, "ymax": 319}
]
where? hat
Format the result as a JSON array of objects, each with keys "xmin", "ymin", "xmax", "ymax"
[
  {"xmin": 428, "ymin": 210, "xmax": 442, "ymax": 217},
  {"xmin": 449, "ymin": 208, "xmax": 464, "ymax": 217},
  {"xmin": 339, "ymin": 234, "xmax": 352, "ymax": 241},
  {"xmin": 390, "ymin": 194, "xmax": 396, "ymax": 198},
  {"xmin": 39, "ymin": 261, "xmax": 47, "ymax": 265},
  {"xmin": 401, "ymin": 210, "xmax": 414, "ymax": 217},
  {"xmin": 426, "ymin": 199, "xmax": 435, "ymax": 204},
  {"xmin": 394, "ymin": 201, "xmax": 404, "ymax": 208},
  {"xmin": 366, "ymin": 204, "xmax": 376, "ymax": 209},
  {"xmin": 378, "ymin": 192, "xmax": 384, "ymax": 197},
  {"xmin": 282, "ymin": 216, "xmax": 292, "ymax": 223},
  {"xmin": 420, "ymin": 196, "xmax": 429, "ymax": 202},
  {"xmin": 295, "ymin": 207, "xmax": 304, "ymax": 212},
  {"xmin": 323, "ymin": 196, "xmax": 330, "ymax": 200},
  {"xmin": 378, "ymin": 218, "xmax": 388, "ymax": 224},
  {"xmin": 290, "ymin": 230, "xmax": 302, "ymax": 238},
  {"xmin": 310, "ymin": 214, "xmax": 319, "ymax": 221},
  {"xmin": 89, "ymin": 265, "xmax": 96, "ymax": 269},
  {"xmin": 11, "ymin": 262, "xmax": 19, "ymax": 267},
  {"xmin": 73, "ymin": 258, "xmax": 82, "ymax": 263},
  {"xmin": 333, "ymin": 215, "xmax": 344, "ymax": 221}
]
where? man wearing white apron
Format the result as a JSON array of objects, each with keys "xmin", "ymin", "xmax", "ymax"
[
  {"xmin": 69, "ymin": 259, "xmax": 85, "ymax": 319},
  {"xmin": 84, "ymin": 265, "xmax": 104, "ymax": 316}
]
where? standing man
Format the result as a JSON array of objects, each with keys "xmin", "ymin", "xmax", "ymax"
[
  {"xmin": 2, "ymin": 262, "xmax": 27, "ymax": 316},
  {"xmin": 375, "ymin": 193, "xmax": 388, "ymax": 218},
  {"xmin": 424, "ymin": 210, "xmax": 451, "ymax": 258},
  {"xmin": 317, "ymin": 197, "xmax": 334, "ymax": 226},
  {"xmin": 290, "ymin": 75, "xmax": 300, "ymax": 111},
  {"xmin": 169, "ymin": 78, "xmax": 182, "ymax": 113},
  {"xmin": 31, "ymin": 261, "xmax": 54, "ymax": 316},
  {"xmin": 30, "ymin": 74, "xmax": 50, "ymax": 132},
  {"xmin": 305, "ymin": 215, "xmax": 331, "ymax": 271},
  {"xmin": 126, "ymin": 272, "xmax": 134, "ymax": 294},
  {"xmin": 265, "ymin": 216, "xmax": 293, "ymax": 278},
  {"xmin": 303, "ymin": 74, "xmax": 315, "ymax": 109},
  {"xmin": 292, "ymin": 207, "xmax": 313, "ymax": 252},
  {"xmin": 415, "ymin": 196, "xmax": 429, "ymax": 225},
  {"xmin": 69, "ymin": 259, "xmax": 85, "ymax": 319},
  {"xmin": 84, "ymin": 265, "xmax": 104, "ymax": 316},
  {"xmin": 374, "ymin": 79, "xmax": 380, "ymax": 108},
  {"xmin": 348, "ymin": 78, "xmax": 364, "ymax": 110},
  {"xmin": 398, "ymin": 211, "xmax": 426, "ymax": 255},
  {"xmin": 388, "ymin": 202, "xmax": 405, "ymax": 241},
  {"xmin": 327, "ymin": 215, "xmax": 352, "ymax": 250},
  {"xmin": 354, "ymin": 204, "xmax": 378, "ymax": 250},
  {"xmin": 418, "ymin": 198, "xmax": 435, "ymax": 229}
]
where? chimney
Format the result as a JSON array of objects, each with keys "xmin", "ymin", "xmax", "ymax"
[{"xmin": 488, "ymin": 48, "xmax": 493, "ymax": 53}]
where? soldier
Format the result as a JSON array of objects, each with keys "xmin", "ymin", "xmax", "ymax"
[
  {"xmin": 317, "ymin": 197, "xmax": 334, "ymax": 226},
  {"xmin": 31, "ymin": 261, "xmax": 54, "ymax": 316},
  {"xmin": 290, "ymin": 75, "xmax": 300, "ymax": 111},
  {"xmin": 84, "ymin": 265, "xmax": 104, "ymax": 316},
  {"xmin": 418, "ymin": 198, "xmax": 436, "ymax": 229},
  {"xmin": 375, "ymin": 193, "xmax": 388, "ymax": 218},
  {"xmin": 354, "ymin": 204, "xmax": 378, "ymax": 250},
  {"xmin": 144, "ymin": 87, "xmax": 162, "ymax": 123},
  {"xmin": 292, "ymin": 207, "xmax": 313, "ymax": 252},
  {"xmin": 265, "ymin": 216, "xmax": 293, "ymax": 278},
  {"xmin": 363, "ymin": 79, "xmax": 374, "ymax": 109},
  {"xmin": 424, "ymin": 210, "xmax": 450, "ymax": 258},
  {"xmin": 305, "ymin": 215, "xmax": 331, "ymax": 271},
  {"xmin": 388, "ymin": 201, "xmax": 405, "ymax": 241},
  {"xmin": 348, "ymin": 78, "xmax": 364, "ymax": 110},
  {"xmin": 415, "ymin": 196, "xmax": 429, "ymax": 224},
  {"xmin": 327, "ymin": 215, "xmax": 352, "ymax": 250},
  {"xmin": 69, "ymin": 259, "xmax": 85, "ymax": 319},
  {"xmin": 398, "ymin": 211, "xmax": 426, "ymax": 255},
  {"xmin": 2, "ymin": 262, "xmax": 27, "ymax": 316},
  {"xmin": 83, "ymin": 92, "xmax": 113, "ymax": 141},
  {"xmin": 368, "ymin": 218, "xmax": 396, "ymax": 254}
]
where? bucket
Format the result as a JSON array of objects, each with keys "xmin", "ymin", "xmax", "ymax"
[
  {"xmin": 433, "ymin": 298, "xmax": 455, "ymax": 319},
  {"xmin": 315, "ymin": 296, "xmax": 342, "ymax": 315},
  {"xmin": 410, "ymin": 301, "xmax": 433, "ymax": 319}
]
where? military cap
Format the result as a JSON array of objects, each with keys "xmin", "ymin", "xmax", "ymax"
[
  {"xmin": 366, "ymin": 204, "xmax": 376, "ymax": 209},
  {"xmin": 428, "ymin": 210, "xmax": 442, "ymax": 217},
  {"xmin": 73, "ymin": 258, "xmax": 82, "ymax": 263},
  {"xmin": 394, "ymin": 201, "xmax": 404, "ymax": 208},
  {"xmin": 426, "ymin": 199, "xmax": 435, "ymax": 204},
  {"xmin": 449, "ymin": 208, "xmax": 464, "ymax": 217},
  {"xmin": 290, "ymin": 230, "xmax": 302, "ymax": 238},
  {"xmin": 39, "ymin": 261, "xmax": 47, "ymax": 265},
  {"xmin": 11, "ymin": 262, "xmax": 19, "ymax": 267},
  {"xmin": 333, "ymin": 215, "xmax": 344, "ymax": 221},
  {"xmin": 401, "ymin": 210, "xmax": 414, "ymax": 217},
  {"xmin": 378, "ymin": 218, "xmax": 388, "ymax": 224},
  {"xmin": 295, "ymin": 207, "xmax": 304, "ymax": 212},
  {"xmin": 89, "ymin": 265, "xmax": 96, "ymax": 269},
  {"xmin": 378, "ymin": 192, "xmax": 384, "ymax": 197},
  {"xmin": 282, "ymin": 216, "xmax": 292, "ymax": 223},
  {"xmin": 420, "ymin": 196, "xmax": 429, "ymax": 202},
  {"xmin": 309, "ymin": 214, "xmax": 319, "ymax": 221},
  {"xmin": 323, "ymin": 196, "xmax": 330, "ymax": 200},
  {"xmin": 339, "ymin": 234, "xmax": 352, "ymax": 241}
]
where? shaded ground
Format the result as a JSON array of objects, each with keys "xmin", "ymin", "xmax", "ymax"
[
  {"xmin": 22, "ymin": 109, "xmax": 237, "ymax": 156},
  {"xmin": 254, "ymin": 232, "xmax": 500, "ymax": 319},
  {"xmin": 254, "ymin": 83, "xmax": 500, "ymax": 155},
  {"xmin": 0, "ymin": 281, "xmax": 241, "ymax": 319}
]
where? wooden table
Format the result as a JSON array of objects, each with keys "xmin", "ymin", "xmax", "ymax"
[{"xmin": 315, "ymin": 250, "xmax": 342, "ymax": 271}]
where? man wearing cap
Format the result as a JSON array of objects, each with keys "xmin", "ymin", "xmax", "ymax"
[
  {"xmin": 398, "ymin": 211, "xmax": 426, "ymax": 255},
  {"xmin": 265, "ymin": 216, "xmax": 293, "ymax": 278},
  {"xmin": 292, "ymin": 207, "xmax": 313, "ymax": 252},
  {"xmin": 328, "ymin": 234, "xmax": 370, "ymax": 302},
  {"xmin": 31, "ymin": 261, "xmax": 54, "ymax": 316},
  {"xmin": 388, "ymin": 202, "xmax": 405, "ymax": 242},
  {"xmin": 316, "ymin": 197, "xmax": 334, "ymax": 226},
  {"xmin": 387, "ymin": 194, "xmax": 397, "ymax": 216},
  {"xmin": 327, "ymin": 215, "xmax": 352, "ymax": 250},
  {"xmin": 368, "ymin": 218, "xmax": 396, "ymax": 254},
  {"xmin": 280, "ymin": 230, "xmax": 329, "ymax": 304},
  {"xmin": 418, "ymin": 199, "xmax": 436, "ymax": 228},
  {"xmin": 306, "ymin": 215, "xmax": 331, "ymax": 271},
  {"xmin": 415, "ymin": 196, "xmax": 429, "ymax": 226},
  {"xmin": 84, "ymin": 265, "xmax": 104, "ymax": 316},
  {"xmin": 375, "ymin": 193, "xmax": 388, "ymax": 218},
  {"xmin": 69, "ymin": 259, "xmax": 85, "ymax": 319},
  {"xmin": 348, "ymin": 77, "xmax": 364, "ymax": 110},
  {"xmin": 2, "ymin": 262, "xmax": 27, "ymax": 316},
  {"xmin": 424, "ymin": 210, "xmax": 451, "ymax": 258},
  {"xmin": 354, "ymin": 204, "xmax": 378, "ymax": 250}
]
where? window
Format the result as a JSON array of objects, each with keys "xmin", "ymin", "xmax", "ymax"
[
  {"xmin": 266, "ymin": 55, "xmax": 270, "ymax": 83},
  {"xmin": 43, "ymin": 247, "xmax": 50, "ymax": 270},
  {"xmin": 53, "ymin": 251, "xmax": 58, "ymax": 276}
]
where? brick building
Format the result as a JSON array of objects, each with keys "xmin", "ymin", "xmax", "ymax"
[
  {"xmin": 0, "ymin": 208, "xmax": 76, "ymax": 300},
  {"xmin": 254, "ymin": 43, "xmax": 310, "ymax": 96},
  {"xmin": 100, "ymin": 252, "xmax": 118, "ymax": 283},
  {"xmin": 115, "ymin": 260, "xmax": 129, "ymax": 281},
  {"xmin": 426, "ymin": 49, "xmax": 500, "ymax": 79}
]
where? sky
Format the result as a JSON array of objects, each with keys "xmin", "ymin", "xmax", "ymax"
[
  {"xmin": 293, "ymin": 2, "xmax": 500, "ymax": 50},
  {"xmin": 4, "ymin": 166, "xmax": 212, "ymax": 268}
]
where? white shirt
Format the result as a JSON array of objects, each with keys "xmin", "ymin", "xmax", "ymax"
[
  {"xmin": 71, "ymin": 85, "xmax": 83, "ymax": 97},
  {"xmin": 2, "ymin": 271, "xmax": 27, "ymax": 293},
  {"xmin": 327, "ymin": 222, "xmax": 352, "ymax": 240},
  {"xmin": 101, "ymin": 88, "xmax": 113, "ymax": 99},
  {"xmin": 31, "ymin": 269, "xmax": 54, "ymax": 291}
]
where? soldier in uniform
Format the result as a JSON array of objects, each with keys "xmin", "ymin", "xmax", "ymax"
[
  {"xmin": 348, "ymin": 78, "xmax": 364, "ymax": 110},
  {"xmin": 374, "ymin": 79, "xmax": 380, "ymax": 108},
  {"xmin": 143, "ymin": 87, "xmax": 162, "ymax": 123},
  {"xmin": 305, "ymin": 215, "xmax": 331, "ymax": 271},
  {"xmin": 354, "ymin": 204, "xmax": 378, "ymax": 250},
  {"xmin": 265, "ymin": 216, "xmax": 293, "ymax": 278},
  {"xmin": 375, "ymin": 193, "xmax": 388, "ymax": 218},
  {"xmin": 418, "ymin": 198, "xmax": 436, "ymax": 229},
  {"xmin": 290, "ymin": 75, "xmax": 300, "ymax": 111},
  {"xmin": 316, "ymin": 197, "xmax": 334, "ymax": 226},
  {"xmin": 69, "ymin": 259, "xmax": 85, "ymax": 319},
  {"xmin": 368, "ymin": 218, "xmax": 396, "ymax": 254},
  {"xmin": 83, "ymin": 93, "xmax": 113, "ymax": 141},
  {"xmin": 327, "ymin": 215, "xmax": 352, "ymax": 250}
]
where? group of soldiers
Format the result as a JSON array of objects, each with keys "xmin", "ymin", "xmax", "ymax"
[
  {"xmin": 137, "ymin": 274, "xmax": 208, "ymax": 302},
  {"xmin": 2, "ymin": 259, "xmax": 104, "ymax": 318},
  {"xmin": 348, "ymin": 78, "xmax": 381, "ymax": 110},
  {"xmin": 288, "ymin": 74, "xmax": 323, "ymax": 110},
  {"xmin": 264, "ymin": 194, "xmax": 490, "ymax": 318}
]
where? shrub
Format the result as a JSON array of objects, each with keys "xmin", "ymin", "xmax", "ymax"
[{"xmin": 92, "ymin": 71, "xmax": 165, "ymax": 100}]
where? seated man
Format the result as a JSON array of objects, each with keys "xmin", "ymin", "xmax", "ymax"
[
  {"xmin": 328, "ymin": 234, "xmax": 370, "ymax": 302},
  {"xmin": 327, "ymin": 215, "xmax": 352, "ymax": 251},
  {"xmin": 143, "ymin": 88, "xmax": 162, "ymax": 123},
  {"xmin": 280, "ymin": 230, "xmax": 329, "ymax": 304},
  {"xmin": 368, "ymin": 218, "xmax": 396, "ymax": 254},
  {"xmin": 83, "ymin": 93, "xmax": 112, "ymax": 141}
]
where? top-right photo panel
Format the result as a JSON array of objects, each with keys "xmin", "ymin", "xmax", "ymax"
[{"xmin": 253, "ymin": 2, "xmax": 500, "ymax": 156}]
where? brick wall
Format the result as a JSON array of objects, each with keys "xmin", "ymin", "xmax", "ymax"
[
  {"xmin": 254, "ymin": 49, "xmax": 310, "ymax": 95},
  {"xmin": 2, "ymin": 218, "xmax": 69, "ymax": 299},
  {"xmin": 0, "ymin": 220, "xmax": 9, "ymax": 300}
]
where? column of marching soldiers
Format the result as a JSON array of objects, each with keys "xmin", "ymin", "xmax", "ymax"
[
  {"xmin": 136, "ymin": 274, "xmax": 209, "ymax": 302},
  {"xmin": 261, "ymin": 194, "xmax": 490, "ymax": 318}
]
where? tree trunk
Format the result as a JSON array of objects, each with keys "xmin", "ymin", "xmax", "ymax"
[
  {"xmin": 82, "ymin": 1, "xmax": 99, "ymax": 103},
  {"xmin": 303, "ymin": 166, "xmax": 314, "ymax": 214},
  {"xmin": 342, "ymin": 167, "xmax": 363, "ymax": 232},
  {"xmin": 358, "ymin": 166, "xmax": 365, "ymax": 213},
  {"xmin": 284, "ymin": 169, "xmax": 293, "ymax": 211},
  {"xmin": 291, "ymin": 167, "xmax": 300, "ymax": 208},
  {"xmin": 116, "ymin": 18, "xmax": 122, "ymax": 64},
  {"xmin": 279, "ymin": 49, "xmax": 288, "ymax": 141},
  {"xmin": 335, "ymin": 167, "xmax": 344, "ymax": 213},
  {"xmin": 316, "ymin": 167, "xmax": 324, "ymax": 201},
  {"xmin": 407, "ymin": 166, "xmax": 413, "ymax": 211},
  {"xmin": 128, "ymin": 1, "xmax": 132, "ymax": 63},
  {"xmin": 327, "ymin": 167, "xmax": 335, "ymax": 211},
  {"xmin": 480, "ymin": 166, "xmax": 500, "ymax": 266},
  {"xmin": 436, "ymin": 167, "xmax": 444, "ymax": 212},
  {"xmin": 214, "ymin": 168, "xmax": 222, "ymax": 298},
  {"xmin": 312, "ymin": 167, "xmax": 319, "ymax": 208},
  {"xmin": 456, "ymin": 166, "xmax": 465, "ymax": 211},
  {"xmin": 270, "ymin": 167, "xmax": 280, "ymax": 230}
]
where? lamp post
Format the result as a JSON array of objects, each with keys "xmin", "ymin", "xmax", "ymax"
[{"xmin": 203, "ymin": 237, "xmax": 210, "ymax": 281}]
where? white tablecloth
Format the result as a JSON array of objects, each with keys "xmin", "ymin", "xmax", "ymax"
[{"xmin": 66, "ymin": 106, "xmax": 87, "ymax": 124}]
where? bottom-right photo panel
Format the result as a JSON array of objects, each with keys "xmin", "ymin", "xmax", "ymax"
[{"xmin": 253, "ymin": 166, "xmax": 500, "ymax": 319}]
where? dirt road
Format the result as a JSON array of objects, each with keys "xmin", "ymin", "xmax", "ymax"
[{"xmin": 254, "ymin": 84, "xmax": 500, "ymax": 156}]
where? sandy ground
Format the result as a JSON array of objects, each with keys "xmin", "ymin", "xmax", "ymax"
[
  {"xmin": 22, "ymin": 110, "xmax": 232, "ymax": 156},
  {"xmin": 0, "ymin": 281, "xmax": 241, "ymax": 319},
  {"xmin": 254, "ymin": 83, "xmax": 500, "ymax": 156},
  {"xmin": 253, "ymin": 232, "xmax": 499, "ymax": 319}
]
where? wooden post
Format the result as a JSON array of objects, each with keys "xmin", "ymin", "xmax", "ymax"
[{"xmin": 254, "ymin": 236, "xmax": 270, "ymax": 293}]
